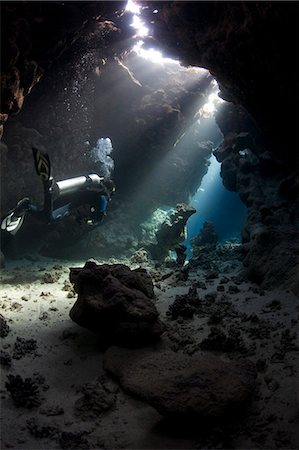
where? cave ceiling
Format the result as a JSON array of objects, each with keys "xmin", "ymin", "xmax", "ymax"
[{"xmin": 1, "ymin": 1, "xmax": 298, "ymax": 164}]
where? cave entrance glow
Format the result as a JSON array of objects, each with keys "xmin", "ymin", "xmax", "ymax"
[
  {"xmin": 123, "ymin": 0, "xmax": 247, "ymax": 253},
  {"xmin": 185, "ymin": 155, "xmax": 247, "ymax": 255}
]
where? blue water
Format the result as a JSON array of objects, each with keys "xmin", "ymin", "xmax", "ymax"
[{"xmin": 185, "ymin": 156, "xmax": 247, "ymax": 255}]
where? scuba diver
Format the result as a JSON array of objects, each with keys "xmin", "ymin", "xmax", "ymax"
[{"xmin": 1, "ymin": 147, "xmax": 115, "ymax": 236}]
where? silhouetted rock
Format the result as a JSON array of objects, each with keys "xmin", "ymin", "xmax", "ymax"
[
  {"xmin": 191, "ymin": 221, "xmax": 218, "ymax": 248},
  {"xmin": 104, "ymin": 347, "xmax": 257, "ymax": 420},
  {"xmin": 69, "ymin": 261, "xmax": 164, "ymax": 345}
]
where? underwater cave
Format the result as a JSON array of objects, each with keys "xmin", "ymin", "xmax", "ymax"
[{"xmin": 0, "ymin": 1, "xmax": 298, "ymax": 449}]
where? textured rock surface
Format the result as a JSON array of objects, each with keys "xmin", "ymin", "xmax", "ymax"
[
  {"xmin": 191, "ymin": 221, "xmax": 218, "ymax": 250},
  {"xmin": 104, "ymin": 346, "xmax": 257, "ymax": 419},
  {"xmin": 214, "ymin": 131, "xmax": 299, "ymax": 294},
  {"xmin": 243, "ymin": 226, "xmax": 299, "ymax": 294},
  {"xmin": 148, "ymin": 203, "xmax": 196, "ymax": 260},
  {"xmin": 0, "ymin": 2, "xmax": 120, "ymax": 120},
  {"xmin": 69, "ymin": 261, "xmax": 164, "ymax": 345},
  {"xmin": 74, "ymin": 376, "xmax": 118, "ymax": 421}
]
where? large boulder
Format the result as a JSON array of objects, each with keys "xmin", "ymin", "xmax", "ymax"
[
  {"xmin": 104, "ymin": 346, "xmax": 257, "ymax": 420},
  {"xmin": 69, "ymin": 261, "xmax": 164, "ymax": 345}
]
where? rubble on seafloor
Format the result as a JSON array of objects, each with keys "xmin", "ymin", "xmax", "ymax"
[{"xmin": 0, "ymin": 246, "xmax": 298, "ymax": 449}]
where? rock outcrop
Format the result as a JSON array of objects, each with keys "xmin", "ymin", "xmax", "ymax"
[
  {"xmin": 104, "ymin": 346, "xmax": 257, "ymax": 420},
  {"xmin": 214, "ymin": 131, "xmax": 299, "ymax": 294},
  {"xmin": 142, "ymin": 2, "xmax": 297, "ymax": 162},
  {"xmin": 0, "ymin": 2, "xmax": 119, "ymax": 128},
  {"xmin": 243, "ymin": 226, "xmax": 299, "ymax": 294},
  {"xmin": 69, "ymin": 261, "xmax": 164, "ymax": 345},
  {"xmin": 147, "ymin": 203, "xmax": 196, "ymax": 260},
  {"xmin": 191, "ymin": 221, "xmax": 218, "ymax": 249}
]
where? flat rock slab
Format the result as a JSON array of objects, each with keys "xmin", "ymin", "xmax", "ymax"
[
  {"xmin": 104, "ymin": 347, "xmax": 257, "ymax": 419},
  {"xmin": 70, "ymin": 261, "xmax": 164, "ymax": 345}
]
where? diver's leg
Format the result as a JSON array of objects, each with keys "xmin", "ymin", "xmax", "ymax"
[{"xmin": 42, "ymin": 178, "xmax": 55, "ymax": 222}]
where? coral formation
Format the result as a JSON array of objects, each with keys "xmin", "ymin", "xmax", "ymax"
[
  {"xmin": 5, "ymin": 374, "xmax": 41, "ymax": 408},
  {"xmin": 12, "ymin": 336, "xmax": 38, "ymax": 360},
  {"xmin": 74, "ymin": 376, "xmax": 118, "ymax": 421}
]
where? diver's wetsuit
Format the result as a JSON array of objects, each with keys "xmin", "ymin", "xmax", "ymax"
[
  {"xmin": 28, "ymin": 187, "xmax": 109, "ymax": 225},
  {"xmin": 70, "ymin": 190, "xmax": 108, "ymax": 225}
]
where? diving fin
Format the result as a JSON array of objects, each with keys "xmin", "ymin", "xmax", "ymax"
[
  {"xmin": 32, "ymin": 147, "xmax": 52, "ymax": 182},
  {"xmin": 1, "ymin": 197, "xmax": 30, "ymax": 235},
  {"xmin": 1, "ymin": 212, "xmax": 24, "ymax": 235}
]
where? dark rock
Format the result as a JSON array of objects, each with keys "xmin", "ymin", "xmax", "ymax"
[
  {"xmin": 191, "ymin": 221, "xmax": 218, "ymax": 248},
  {"xmin": 104, "ymin": 347, "xmax": 257, "ymax": 420},
  {"xmin": 190, "ymin": 222, "xmax": 219, "ymax": 269},
  {"xmin": 5, "ymin": 374, "xmax": 41, "ymax": 408},
  {"xmin": 176, "ymin": 264, "xmax": 189, "ymax": 282},
  {"xmin": 166, "ymin": 285, "xmax": 199, "ymax": 320},
  {"xmin": 69, "ymin": 261, "xmax": 164, "ymax": 346},
  {"xmin": 174, "ymin": 243, "xmax": 187, "ymax": 267},
  {"xmin": 0, "ymin": 314, "xmax": 10, "ymax": 338}
]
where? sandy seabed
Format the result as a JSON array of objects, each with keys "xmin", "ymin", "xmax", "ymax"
[{"xmin": 0, "ymin": 254, "xmax": 298, "ymax": 450}]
